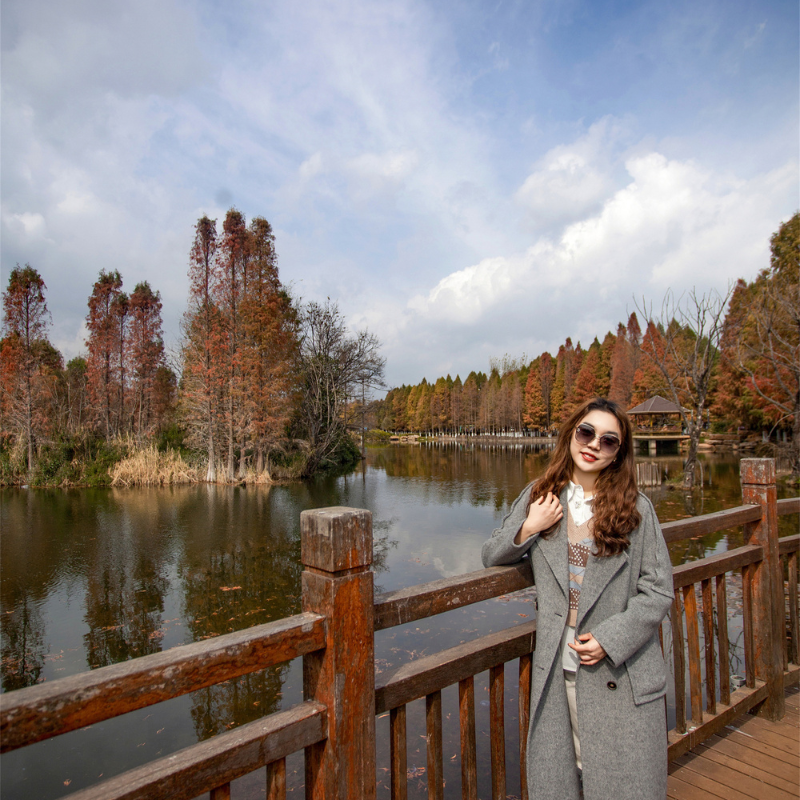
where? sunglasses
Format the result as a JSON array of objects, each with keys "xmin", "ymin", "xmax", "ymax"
[{"xmin": 574, "ymin": 423, "xmax": 621, "ymax": 455}]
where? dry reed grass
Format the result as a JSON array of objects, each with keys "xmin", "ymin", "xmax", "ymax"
[{"xmin": 110, "ymin": 446, "xmax": 200, "ymax": 487}]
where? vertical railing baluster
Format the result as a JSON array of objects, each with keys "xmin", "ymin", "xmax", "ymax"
[
  {"xmin": 518, "ymin": 653, "xmax": 532, "ymax": 800},
  {"xmin": 701, "ymin": 578, "xmax": 716, "ymax": 714},
  {"xmin": 716, "ymin": 573, "xmax": 730, "ymax": 705},
  {"xmin": 742, "ymin": 563, "xmax": 755, "ymax": 689},
  {"xmin": 671, "ymin": 594, "xmax": 686, "ymax": 734},
  {"xmin": 210, "ymin": 783, "xmax": 231, "ymax": 800},
  {"xmin": 489, "ymin": 664, "xmax": 506, "ymax": 800},
  {"xmin": 780, "ymin": 555, "xmax": 789, "ymax": 671},
  {"xmin": 426, "ymin": 691, "xmax": 444, "ymax": 800},
  {"xmin": 458, "ymin": 677, "xmax": 477, "ymax": 800},
  {"xmin": 789, "ymin": 552, "xmax": 799, "ymax": 665},
  {"xmin": 390, "ymin": 705, "xmax": 408, "ymax": 800},
  {"xmin": 267, "ymin": 758, "xmax": 286, "ymax": 800},
  {"xmin": 682, "ymin": 584, "xmax": 703, "ymax": 725}
]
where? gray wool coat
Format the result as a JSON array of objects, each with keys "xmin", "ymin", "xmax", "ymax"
[{"xmin": 482, "ymin": 484, "xmax": 674, "ymax": 800}]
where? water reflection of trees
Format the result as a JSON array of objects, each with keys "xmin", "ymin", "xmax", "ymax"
[
  {"xmin": 176, "ymin": 485, "xmax": 302, "ymax": 740},
  {"xmin": 368, "ymin": 443, "xmax": 552, "ymax": 511},
  {"xmin": 1, "ymin": 596, "xmax": 46, "ymax": 690},
  {"xmin": 82, "ymin": 490, "xmax": 177, "ymax": 668},
  {"xmin": 0, "ymin": 488, "xmax": 115, "ymax": 690},
  {"xmin": 84, "ymin": 557, "xmax": 168, "ymax": 668}
]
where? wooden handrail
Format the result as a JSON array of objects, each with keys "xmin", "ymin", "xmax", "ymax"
[
  {"xmin": 0, "ymin": 612, "xmax": 326, "ymax": 753},
  {"xmin": 779, "ymin": 533, "xmax": 800, "ymax": 556},
  {"xmin": 62, "ymin": 701, "xmax": 327, "ymax": 800},
  {"xmin": 778, "ymin": 497, "xmax": 800, "ymax": 515},
  {"xmin": 375, "ymin": 562, "xmax": 532, "ymax": 631},
  {"xmin": 672, "ymin": 544, "xmax": 763, "ymax": 589},
  {"xmin": 375, "ymin": 620, "xmax": 536, "ymax": 714},
  {"xmin": 660, "ymin": 505, "xmax": 762, "ymax": 543}
]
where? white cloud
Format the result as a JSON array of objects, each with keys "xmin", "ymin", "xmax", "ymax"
[
  {"xmin": 515, "ymin": 118, "xmax": 626, "ymax": 231},
  {"xmin": 299, "ymin": 152, "xmax": 324, "ymax": 180},
  {"xmin": 5, "ymin": 211, "xmax": 47, "ymax": 239},
  {"xmin": 397, "ymin": 149, "xmax": 796, "ymax": 380}
]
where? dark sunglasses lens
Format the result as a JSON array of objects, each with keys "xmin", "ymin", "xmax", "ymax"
[
  {"xmin": 599, "ymin": 435, "xmax": 620, "ymax": 454},
  {"xmin": 575, "ymin": 425, "xmax": 594, "ymax": 445}
]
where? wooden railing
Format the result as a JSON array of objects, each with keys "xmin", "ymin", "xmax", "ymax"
[{"xmin": 0, "ymin": 459, "xmax": 797, "ymax": 799}]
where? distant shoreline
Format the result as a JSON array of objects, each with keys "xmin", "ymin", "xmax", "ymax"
[{"xmin": 390, "ymin": 433, "xmax": 558, "ymax": 445}]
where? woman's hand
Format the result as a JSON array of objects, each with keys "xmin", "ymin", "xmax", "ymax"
[
  {"xmin": 514, "ymin": 492, "xmax": 563, "ymax": 544},
  {"xmin": 568, "ymin": 633, "xmax": 607, "ymax": 666}
]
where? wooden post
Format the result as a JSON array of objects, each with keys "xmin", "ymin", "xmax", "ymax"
[
  {"xmin": 301, "ymin": 507, "xmax": 376, "ymax": 800},
  {"xmin": 740, "ymin": 458, "xmax": 784, "ymax": 720}
]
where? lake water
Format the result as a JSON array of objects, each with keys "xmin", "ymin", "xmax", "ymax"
[{"xmin": 1, "ymin": 444, "xmax": 796, "ymax": 799}]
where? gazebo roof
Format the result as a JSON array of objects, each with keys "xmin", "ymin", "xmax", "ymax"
[{"xmin": 628, "ymin": 395, "xmax": 683, "ymax": 415}]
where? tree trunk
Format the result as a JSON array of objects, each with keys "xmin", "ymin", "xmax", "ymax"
[
  {"xmin": 792, "ymin": 394, "xmax": 800, "ymax": 477},
  {"xmin": 683, "ymin": 421, "xmax": 700, "ymax": 489},
  {"xmin": 206, "ymin": 405, "xmax": 216, "ymax": 483},
  {"xmin": 227, "ymin": 386, "xmax": 235, "ymax": 481},
  {"xmin": 361, "ymin": 380, "xmax": 366, "ymax": 457},
  {"xmin": 25, "ymin": 368, "xmax": 34, "ymax": 475}
]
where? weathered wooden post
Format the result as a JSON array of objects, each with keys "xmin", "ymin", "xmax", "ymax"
[
  {"xmin": 301, "ymin": 507, "xmax": 376, "ymax": 800},
  {"xmin": 740, "ymin": 458, "xmax": 784, "ymax": 719}
]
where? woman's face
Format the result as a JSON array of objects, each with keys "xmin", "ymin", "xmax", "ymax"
[{"xmin": 569, "ymin": 409, "xmax": 622, "ymax": 480}]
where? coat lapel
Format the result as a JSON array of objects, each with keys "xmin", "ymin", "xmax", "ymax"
[
  {"xmin": 576, "ymin": 548, "xmax": 628, "ymax": 628},
  {"xmin": 536, "ymin": 488, "xmax": 569, "ymax": 599}
]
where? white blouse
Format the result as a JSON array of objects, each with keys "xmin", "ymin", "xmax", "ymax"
[{"xmin": 562, "ymin": 482, "xmax": 594, "ymax": 672}]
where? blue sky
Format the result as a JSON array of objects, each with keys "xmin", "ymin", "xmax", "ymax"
[{"xmin": 2, "ymin": 0, "xmax": 797, "ymax": 388}]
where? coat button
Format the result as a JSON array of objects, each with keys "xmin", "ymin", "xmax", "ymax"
[{"xmin": 607, "ymin": 681, "xmax": 617, "ymax": 690}]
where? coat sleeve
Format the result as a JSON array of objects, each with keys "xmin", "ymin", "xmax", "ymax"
[
  {"xmin": 589, "ymin": 497, "xmax": 674, "ymax": 668},
  {"xmin": 481, "ymin": 482, "xmax": 538, "ymax": 567}
]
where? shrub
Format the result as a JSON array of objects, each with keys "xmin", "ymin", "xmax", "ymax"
[{"xmin": 110, "ymin": 445, "xmax": 199, "ymax": 487}]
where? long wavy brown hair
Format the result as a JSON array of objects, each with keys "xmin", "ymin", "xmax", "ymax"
[{"xmin": 528, "ymin": 397, "xmax": 640, "ymax": 556}]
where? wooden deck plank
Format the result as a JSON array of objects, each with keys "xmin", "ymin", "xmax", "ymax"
[
  {"xmin": 736, "ymin": 714, "xmax": 799, "ymax": 738},
  {"xmin": 702, "ymin": 734, "xmax": 800, "ymax": 784},
  {"xmin": 720, "ymin": 728, "xmax": 798, "ymax": 767},
  {"xmin": 667, "ymin": 773, "xmax": 730, "ymax": 800},
  {"xmin": 694, "ymin": 743, "xmax": 799, "ymax": 797},
  {"xmin": 672, "ymin": 751, "xmax": 796, "ymax": 800},
  {"xmin": 668, "ymin": 757, "xmax": 758, "ymax": 800},
  {"xmin": 732, "ymin": 717, "xmax": 799, "ymax": 756}
]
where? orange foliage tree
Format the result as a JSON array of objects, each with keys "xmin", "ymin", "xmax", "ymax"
[
  {"xmin": 726, "ymin": 214, "xmax": 799, "ymax": 473},
  {"xmin": 128, "ymin": 282, "xmax": 166, "ymax": 438},
  {"xmin": 1, "ymin": 264, "xmax": 57, "ymax": 472},
  {"xmin": 181, "ymin": 209, "xmax": 301, "ymax": 481},
  {"xmin": 85, "ymin": 270, "xmax": 125, "ymax": 438}
]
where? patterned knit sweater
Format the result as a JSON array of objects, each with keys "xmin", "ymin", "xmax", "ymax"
[{"xmin": 567, "ymin": 510, "xmax": 593, "ymax": 628}]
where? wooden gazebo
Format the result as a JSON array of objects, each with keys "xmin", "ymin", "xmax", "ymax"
[
  {"xmin": 628, "ymin": 395, "xmax": 686, "ymax": 427},
  {"xmin": 628, "ymin": 395, "xmax": 687, "ymax": 454}
]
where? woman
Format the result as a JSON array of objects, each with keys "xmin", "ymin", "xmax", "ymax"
[{"xmin": 482, "ymin": 397, "xmax": 673, "ymax": 800}]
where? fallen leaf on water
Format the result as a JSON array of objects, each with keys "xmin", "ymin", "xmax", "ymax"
[
  {"xmin": 63, "ymin": 780, "xmax": 71, "ymax": 787},
  {"xmin": 518, "ymin": 613, "xmax": 528, "ymax": 617}
]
